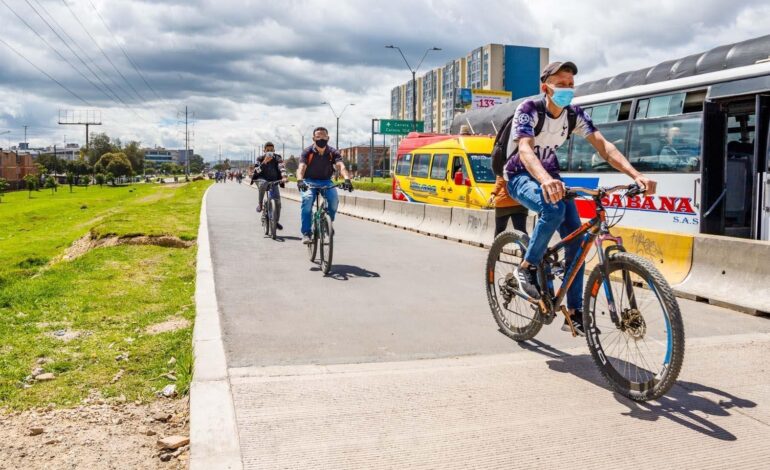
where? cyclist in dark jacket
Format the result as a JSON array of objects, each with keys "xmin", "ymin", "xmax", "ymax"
[{"xmin": 254, "ymin": 142, "xmax": 288, "ymax": 230}]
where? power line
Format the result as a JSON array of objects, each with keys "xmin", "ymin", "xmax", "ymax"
[
  {"xmin": 60, "ymin": 0, "xmax": 148, "ymax": 104},
  {"xmin": 23, "ymin": 0, "xmax": 123, "ymax": 104},
  {"xmin": 26, "ymin": 0, "xmax": 152, "ymax": 123},
  {"xmin": 0, "ymin": 36, "xmax": 92, "ymax": 106},
  {"xmin": 30, "ymin": 0, "xmax": 135, "ymax": 105},
  {"xmin": 87, "ymin": 0, "xmax": 166, "ymax": 104},
  {"xmin": 0, "ymin": 0, "xmax": 114, "ymax": 105}
]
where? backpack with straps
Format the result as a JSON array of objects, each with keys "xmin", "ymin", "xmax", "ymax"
[{"xmin": 491, "ymin": 99, "xmax": 577, "ymax": 176}]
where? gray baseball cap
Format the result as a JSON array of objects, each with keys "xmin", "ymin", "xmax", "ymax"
[{"xmin": 540, "ymin": 61, "xmax": 578, "ymax": 83}]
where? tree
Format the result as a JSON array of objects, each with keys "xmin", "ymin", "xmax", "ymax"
[
  {"xmin": 45, "ymin": 175, "xmax": 58, "ymax": 194},
  {"xmin": 285, "ymin": 156, "xmax": 299, "ymax": 174},
  {"xmin": 66, "ymin": 172, "xmax": 75, "ymax": 193},
  {"xmin": 36, "ymin": 154, "xmax": 65, "ymax": 174},
  {"xmin": 24, "ymin": 174, "xmax": 37, "ymax": 198},
  {"xmin": 122, "ymin": 141, "xmax": 145, "ymax": 173},
  {"xmin": 95, "ymin": 152, "xmax": 133, "ymax": 178},
  {"xmin": 66, "ymin": 158, "xmax": 91, "ymax": 176},
  {"xmin": 95, "ymin": 173, "xmax": 106, "ymax": 187},
  {"xmin": 86, "ymin": 133, "xmax": 117, "ymax": 166},
  {"xmin": 189, "ymin": 154, "xmax": 204, "ymax": 173},
  {"xmin": 0, "ymin": 178, "xmax": 8, "ymax": 202}
]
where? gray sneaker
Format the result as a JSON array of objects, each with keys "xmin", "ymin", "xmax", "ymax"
[{"xmin": 302, "ymin": 234, "xmax": 313, "ymax": 245}]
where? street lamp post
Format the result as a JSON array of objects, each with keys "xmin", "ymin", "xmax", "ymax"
[
  {"xmin": 321, "ymin": 102, "xmax": 355, "ymax": 149},
  {"xmin": 385, "ymin": 45, "xmax": 441, "ymax": 130}
]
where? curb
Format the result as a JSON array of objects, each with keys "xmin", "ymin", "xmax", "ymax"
[{"xmin": 190, "ymin": 186, "xmax": 244, "ymax": 469}]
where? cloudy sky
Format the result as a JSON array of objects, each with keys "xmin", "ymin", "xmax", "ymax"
[{"xmin": 1, "ymin": 0, "xmax": 769, "ymax": 161}]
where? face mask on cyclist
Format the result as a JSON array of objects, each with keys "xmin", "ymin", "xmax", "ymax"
[
  {"xmin": 546, "ymin": 84, "xmax": 575, "ymax": 108},
  {"xmin": 315, "ymin": 138, "xmax": 328, "ymax": 148},
  {"xmin": 265, "ymin": 151, "xmax": 274, "ymax": 157}
]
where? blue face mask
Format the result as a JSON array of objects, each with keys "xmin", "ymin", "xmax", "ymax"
[{"xmin": 548, "ymin": 85, "xmax": 574, "ymax": 108}]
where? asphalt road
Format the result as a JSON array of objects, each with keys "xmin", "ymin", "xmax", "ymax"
[
  {"xmin": 208, "ymin": 182, "xmax": 770, "ymax": 369},
  {"xmin": 205, "ymin": 182, "xmax": 770, "ymax": 469}
]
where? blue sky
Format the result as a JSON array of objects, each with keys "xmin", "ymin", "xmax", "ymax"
[{"xmin": 1, "ymin": 0, "xmax": 769, "ymax": 160}]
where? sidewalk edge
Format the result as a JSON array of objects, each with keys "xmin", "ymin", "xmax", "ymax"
[{"xmin": 190, "ymin": 185, "xmax": 244, "ymax": 470}]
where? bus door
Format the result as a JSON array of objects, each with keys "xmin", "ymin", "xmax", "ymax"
[
  {"xmin": 701, "ymin": 96, "xmax": 768, "ymax": 239},
  {"xmin": 757, "ymin": 95, "xmax": 770, "ymax": 240}
]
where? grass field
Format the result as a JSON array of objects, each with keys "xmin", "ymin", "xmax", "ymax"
[{"xmin": 0, "ymin": 181, "xmax": 211, "ymax": 410}]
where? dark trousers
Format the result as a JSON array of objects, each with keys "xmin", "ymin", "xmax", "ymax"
[{"xmin": 494, "ymin": 210, "xmax": 528, "ymax": 236}]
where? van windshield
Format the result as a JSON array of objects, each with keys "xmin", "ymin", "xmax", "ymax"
[{"xmin": 468, "ymin": 154, "xmax": 495, "ymax": 183}]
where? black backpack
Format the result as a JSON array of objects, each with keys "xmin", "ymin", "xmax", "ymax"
[{"xmin": 491, "ymin": 99, "xmax": 577, "ymax": 176}]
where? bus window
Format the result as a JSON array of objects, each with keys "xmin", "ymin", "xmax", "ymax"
[
  {"xmin": 396, "ymin": 154, "xmax": 412, "ymax": 176},
  {"xmin": 627, "ymin": 114, "xmax": 702, "ymax": 172},
  {"xmin": 430, "ymin": 154, "xmax": 449, "ymax": 180},
  {"xmin": 570, "ymin": 122, "xmax": 628, "ymax": 172},
  {"xmin": 581, "ymin": 101, "xmax": 631, "ymax": 124},
  {"xmin": 411, "ymin": 153, "xmax": 431, "ymax": 178},
  {"xmin": 467, "ymin": 154, "xmax": 495, "ymax": 183},
  {"xmin": 557, "ymin": 138, "xmax": 571, "ymax": 171},
  {"xmin": 635, "ymin": 92, "xmax": 685, "ymax": 119}
]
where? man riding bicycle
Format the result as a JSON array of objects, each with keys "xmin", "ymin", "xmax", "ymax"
[
  {"xmin": 505, "ymin": 61, "xmax": 657, "ymax": 335},
  {"xmin": 253, "ymin": 141, "xmax": 288, "ymax": 230},
  {"xmin": 296, "ymin": 127, "xmax": 353, "ymax": 244}
]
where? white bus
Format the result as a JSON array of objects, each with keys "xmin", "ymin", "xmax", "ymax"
[{"xmin": 454, "ymin": 34, "xmax": 770, "ymax": 241}]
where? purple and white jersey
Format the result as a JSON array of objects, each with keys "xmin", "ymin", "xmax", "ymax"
[{"xmin": 504, "ymin": 99, "xmax": 597, "ymax": 178}]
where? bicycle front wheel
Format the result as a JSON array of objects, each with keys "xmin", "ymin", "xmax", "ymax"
[
  {"xmin": 319, "ymin": 213, "xmax": 333, "ymax": 275},
  {"xmin": 307, "ymin": 222, "xmax": 318, "ymax": 262},
  {"xmin": 269, "ymin": 199, "xmax": 277, "ymax": 240},
  {"xmin": 485, "ymin": 231, "xmax": 543, "ymax": 341},
  {"xmin": 583, "ymin": 252, "xmax": 685, "ymax": 401}
]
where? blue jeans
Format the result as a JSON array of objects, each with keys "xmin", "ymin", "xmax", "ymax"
[
  {"xmin": 301, "ymin": 178, "xmax": 339, "ymax": 235},
  {"xmin": 507, "ymin": 173, "xmax": 584, "ymax": 310}
]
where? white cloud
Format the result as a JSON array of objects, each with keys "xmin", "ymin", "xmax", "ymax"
[{"xmin": 0, "ymin": 0, "xmax": 768, "ymax": 160}]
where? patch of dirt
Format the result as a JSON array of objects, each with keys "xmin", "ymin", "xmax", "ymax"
[
  {"xmin": 145, "ymin": 318, "xmax": 191, "ymax": 336},
  {"xmin": 60, "ymin": 234, "xmax": 194, "ymax": 262},
  {"xmin": 46, "ymin": 329, "xmax": 92, "ymax": 342},
  {"xmin": 136, "ymin": 192, "xmax": 175, "ymax": 204},
  {"xmin": 0, "ymin": 398, "xmax": 189, "ymax": 469}
]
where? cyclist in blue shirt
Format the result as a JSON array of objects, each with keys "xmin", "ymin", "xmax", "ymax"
[
  {"xmin": 506, "ymin": 61, "xmax": 657, "ymax": 335},
  {"xmin": 296, "ymin": 127, "xmax": 353, "ymax": 244}
]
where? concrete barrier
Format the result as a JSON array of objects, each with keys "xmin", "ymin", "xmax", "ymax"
[
  {"xmin": 446, "ymin": 208, "xmax": 495, "ymax": 247},
  {"xmin": 417, "ymin": 205, "xmax": 453, "ymax": 238},
  {"xmin": 352, "ymin": 197, "xmax": 386, "ymax": 222},
  {"xmin": 381, "ymin": 200, "xmax": 402, "ymax": 226},
  {"xmin": 673, "ymin": 234, "xmax": 770, "ymax": 315},
  {"xmin": 581, "ymin": 227, "xmax": 694, "ymax": 286},
  {"xmin": 395, "ymin": 202, "xmax": 426, "ymax": 231}
]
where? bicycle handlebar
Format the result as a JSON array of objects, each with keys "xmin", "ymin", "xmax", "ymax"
[{"xmin": 565, "ymin": 183, "xmax": 644, "ymax": 199}]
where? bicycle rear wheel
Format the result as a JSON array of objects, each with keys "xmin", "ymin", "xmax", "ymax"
[
  {"xmin": 583, "ymin": 252, "xmax": 685, "ymax": 401},
  {"xmin": 269, "ymin": 198, "xmax": 277, "ymax": 240},
  {"xmin": 319, "ymin": 213, "xmax": 333, "ymax": 275},
  {"xmin": 485, "ymin": 231, "xmax": 543, "ymax": 341}
]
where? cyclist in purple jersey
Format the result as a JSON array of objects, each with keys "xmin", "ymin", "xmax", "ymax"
[{"xmin": 506, "ymin": 61, "xmax": 657, "ymax": 335}]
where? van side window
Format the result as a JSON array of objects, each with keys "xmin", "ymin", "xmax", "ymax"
[
  {"xmin": 411, "ymin": 153, "xmax": 431, "ymax": 178},
  {"xmin": 451, "ymin": 156, "xmax": 467, "ymax": 180},
  {"xmin": 627, "ymin": 114, "xmax": 702, "ymax": 172},
  {"xmin": 430, "ymin": 154, "xmax": 449, "ymax": 180},
  {"xmin": 395, "ymin": 154, "xmax": 412, "ymax": 176}
]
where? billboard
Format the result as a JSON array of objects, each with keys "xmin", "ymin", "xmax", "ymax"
[{"xmin": 470, "ymin": 89, "xmax": 512, "ymax": 110}]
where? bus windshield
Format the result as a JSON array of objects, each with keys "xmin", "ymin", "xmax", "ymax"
[{"xmin": 468, "ymin": 154, "xmax": 495, "ymax": 183}]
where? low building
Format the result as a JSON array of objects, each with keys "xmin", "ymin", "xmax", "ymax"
[
  {"xmin": 0, "ymin": 150, "xmax": 37, "ymax": 188},
  {"xmin": 143, "ymin": 147, "xmax": 194, "ymax": 166},
  {"xmin": 338, "ymin": 145, "xmax": 390, "ymax": 176}
]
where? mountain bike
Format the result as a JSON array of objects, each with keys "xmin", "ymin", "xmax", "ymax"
[
  {"xmin": 259, "ymin": 180, "xmax": 281, "ymax": 240},
  {"xmin": 485, "ymin": 183, "xmax": 684, "ymax": 401},
  {"xmin": 305, "ymin": 183, "xmax": 343, "ymax": 275}
]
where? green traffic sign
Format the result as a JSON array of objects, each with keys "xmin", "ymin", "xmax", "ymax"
[{"xmin": 379, "ymin": 119, "xmax": 424, "ymax": 135}]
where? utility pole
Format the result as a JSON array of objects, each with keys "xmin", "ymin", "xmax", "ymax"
[
  {"xmin": 321, "ymin": 102, "xmax": 355, "ymax": 149},
  {"xmin": 185, "ymin": 106, "xmax": 189, "ymax": 176},
  {"xmin": 385, "ymin": 45, "xmax": 441, "ymax": 131},
  {"xmin": 23, "ymin": 125, "xmax": 28, "ymax": 147}
]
